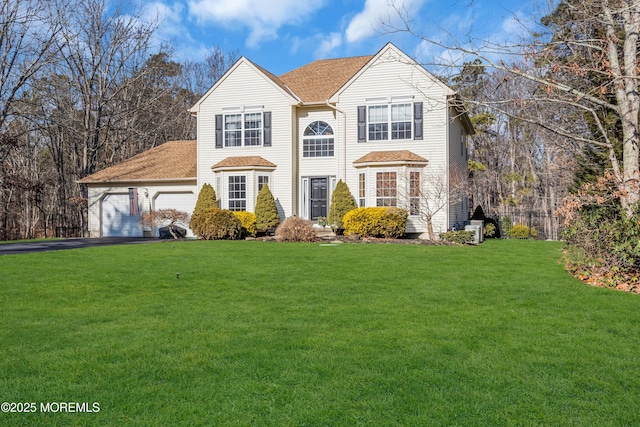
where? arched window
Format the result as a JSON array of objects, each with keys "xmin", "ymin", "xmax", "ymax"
[{"xmin": 303, "ymin": 121, "xmax": 334, "ymax": 157}]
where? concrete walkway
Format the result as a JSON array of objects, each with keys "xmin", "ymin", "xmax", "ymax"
[{"xmin": 0, "ymin": 237, "xmax": 160, "ymax": 255}]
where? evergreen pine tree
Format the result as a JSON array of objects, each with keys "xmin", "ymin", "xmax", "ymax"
[
  {"xmin": 190, "ymin": 183, "xmax": 217, "ymax": 236},
  {"xmin": 255, "ymin": 184, "xmax": 279, "ymax": 231},
  {"xmin": 193, "ymin": 183, "xmax": 217, "ymax": 215},
  {"xmin": 328, "ymin": 180, "xmax": 357, "ymax": 231}
]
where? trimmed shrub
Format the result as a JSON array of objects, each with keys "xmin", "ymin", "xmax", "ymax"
[
  {"xmin": 484, "ymin": 223, "xmax": 496, "ymax": 238},
  {"xmin": 255, "ymin": 184, "xmax": 280, "ymax": 231},
  {"xmin": 233, "ymin": 211, "xmax": 257, "ymax": 237},
  {"xmin": 275, "ymin": 216, "xmax": 317, "ymax": 242},
  {"xmin": 328, "ymin": 180, "xmax": 357, "ymax": 231},
  {"xmin": 191, "ymin": 208, "xmax": 242, "ymax": 240},
  {"xmin": 440, "ymin": 230, "xmax": 476, "ymax": 244},
  {"xmin": 343, "ymin": 207, "xmax": 408, "ymax": 238},
  {"xmin": 509, "ymin": 224, "xmax": 537, "ymax": 239},
  {"xmin": 193, "ymin": 183, "xmax": 217, "ymax": 215}
]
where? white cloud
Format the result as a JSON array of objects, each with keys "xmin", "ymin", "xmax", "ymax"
[
  {"xmin": 314, "ymin": 33, "xmax": 343, "ymax": 58},
  {"xmin": 345, "ymin": 0, "xmax": 426, "ymax": 44},
  {"xmin": 188, "ymin": 0, "xmax": 325, "ymax": 48}
]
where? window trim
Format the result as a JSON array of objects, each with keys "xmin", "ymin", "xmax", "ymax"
[
  {"xmin": 358, "ymin": 99, "xmax": 422, "ymax": 142},
  {"xmin": 409, "ymin": 171, "xmax": 420, "ymax": 216},
  {"xmin": 228, "ymin": 175, "xmax": 247, "ymax": 211},
  {"xmin": 375, "ymin": 171, "xmax": 397, "ymax": 207},
  {"xmin": 302, "ymin": 121, "xmax": 335, "ymax": 158},
  {"xmin": 224, "ymin": 112, "xmax": 263, "ymax": 147}
]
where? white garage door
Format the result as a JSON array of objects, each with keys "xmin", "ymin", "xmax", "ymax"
[
  {"xmin": 154, "ymin": 192, "xmax": 196, "ymax": 237},
  {"xmin": 101, "ymin": 193, "xmax": 143, "ymax": 237}
]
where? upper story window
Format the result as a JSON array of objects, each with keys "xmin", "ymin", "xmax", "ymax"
[
  {"xmin": 303, "ymin": 121, "xmax": 334, "ymax": 157},
  {"xmin": 358, "ymin": 101, "xmax": 423, "ymax": 143},
  {"xmin": 368, "ymin": 103, "xmax": 412, "ymax": 141},
  {"xmin": 224, "ymin": 112, "xmax": 262, "ymax": 147},
  {"xmin": 216, "ymin": 110, "xmax": 272, "ymax": 149}
]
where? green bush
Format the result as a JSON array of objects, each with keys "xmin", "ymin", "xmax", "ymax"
[
  {"xmin": 191, "ymin": 208, "xmax": 242, "ymax": 240},
  {"xmin": 484, "ymin": 223, "xmax": 496, "ymax": 238},
  {"xmin": 255, "ymin": 184, "xmax": 280, "ymax": 231},
  {"xmin": 328, "ymin": 180, "xmax": 357, "ymax": 231},
  {"xmin": 343, "ymin": 207, "xmax": 408, "ymax": 238},
  {"xmin": 509, "ymin": 224, "xmax": 537, "ymax": 239},
  {"xmin": 233, "ymin": 211, "xmax": 257, "ymax": 237},
  {"xmin": 500, "ymin": 216, "xmax": 512, "ymax": 238},
  {"xmin": 562, "ymin": 201, "xmax": 640, "ymax": 277},
  {"xmin": 439, "ymin": 230, "xmax": 476, "ymax": 244},
  {"xmin": 275, "ymin": 216, "xmax": 317, "ymax": 242}
]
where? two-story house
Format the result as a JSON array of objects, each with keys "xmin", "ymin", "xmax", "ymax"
[{"xmin": 80, "ymin": 42, "xmax": 473, "ymax": 238}]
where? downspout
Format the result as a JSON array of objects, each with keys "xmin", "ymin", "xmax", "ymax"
[
  {"xmin": 445, "ymin": 98, "xmax": 451, "ymax": 231},
  {"xmin": 325, "ymin": 101, "xmax": 347, "ymax": 180}
]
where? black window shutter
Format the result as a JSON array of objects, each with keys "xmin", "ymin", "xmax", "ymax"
[
  {"xmin": 357, "ymin": 106, "xmax": 366, "ymax": 142},
  {"xmin": 263, "ymin": 111, "xmax": 271, "ymax": 146},
  {"xmin": 413, "ymin": 102, "xmax": 423, "ymax": 140},
  {"xmin": 215, "ymin": 114, "xmax": 223, "ymax": 148}
]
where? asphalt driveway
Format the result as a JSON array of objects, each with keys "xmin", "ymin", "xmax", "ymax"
[{"xmin": 0, "ymin": 237, "xmax": 161, "ymax": 255}]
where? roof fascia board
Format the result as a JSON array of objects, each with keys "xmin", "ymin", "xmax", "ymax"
[{"xmin": 78, "ymin": 178, "xmax": 197, "ymax": 185}]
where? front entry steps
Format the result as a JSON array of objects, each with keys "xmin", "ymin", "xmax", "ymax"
[{"xmin": 312, "ymin": 224, "xmax": 336, "ymax": 240}]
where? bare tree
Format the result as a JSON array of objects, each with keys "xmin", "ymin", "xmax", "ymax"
[
  {"xmin": 385, "ymin": 0, "xmax": 640, "ymax": 217},
  {"xmin": 0, "ymin": 0, "xmax": 66, "ymax": 145},
  {"xmin": 399, "ymin": 166, "xmax": 468, "ymax": 240},
  {"xmin": 140, "ymin": 209, "xmax": 190, "ymax": 239}
]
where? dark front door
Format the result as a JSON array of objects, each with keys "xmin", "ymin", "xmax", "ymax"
[{"xmin": 310, "ymin": 177, "xmax": 328, "ymax": 220}]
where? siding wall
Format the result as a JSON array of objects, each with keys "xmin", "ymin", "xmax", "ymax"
[
  {"xmin": 447, "ymin": 107, "xmax": 470, "ymax": 228},
  {"xmin": 196, "ymin": 60, "xmax": 295, "ymax": 218},
  {"xmin": 335, "ymin": 48, "xmax": 452, "ymax": 235}
]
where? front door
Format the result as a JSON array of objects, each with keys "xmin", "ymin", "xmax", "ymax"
[{"xmin": 310, "ymin": 177, "xmax": 328, "ymax": 220}]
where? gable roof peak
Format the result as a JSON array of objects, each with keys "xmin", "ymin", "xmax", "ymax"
[{"xmin": 279, "ymin": 54, "xmax": 372, "ymax": 103}]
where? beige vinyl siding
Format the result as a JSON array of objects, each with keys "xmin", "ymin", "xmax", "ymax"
[
  {"xmin": 448, "ymin": 108, "xmax": 470, "ymax": 228},
  {"xmin": 196, "ymin": 60, "xmax": 295, "ymax": 217},
  {"xmin": 335, "ymin": 48, "xmax": 451, "ymax": 234},
  {"xmin": 85, "ymin": 183, "xmax": 197, "ymax": 237},
  {"xmin": 297, "ymin": 107, "xmax": 341, "ymax": 178}
]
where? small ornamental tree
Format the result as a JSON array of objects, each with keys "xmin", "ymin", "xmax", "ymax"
[
  {"xmin": 255, "ymin": 184, "xmax": 279, "ymax": 231},
  {"xmin": 328, "ymin": 179, "xmax": 357, "ymax": 232},
  {"xmin": 193, "ymin": 183, "xmax": 217, "ymax": 215},
  {"xmin": 140, "ymin": 209, "xmax": 190, "ymax": 239}
]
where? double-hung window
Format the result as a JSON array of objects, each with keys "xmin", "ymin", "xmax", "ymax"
[
  {"xmin": 376, "ymin": 172, "xmax": 397, "ymax": 207},
  {"xmin": 257, "ymin": 175, "xmax": 269, "ymax": 192},
  {"xmin": 244, "ymin": 113, "xmax": 262, "ymax": 146},
  {"xmin": 228, "ymin": 176, "xmax": 246, "ymax": 211},
  {"xmin": 359, "ymin": 173, "xmax": 366, "ymax": 207},
  {"xmin": 225, "ymin": 113, "xmax": 262, "ymax": 147},
  {"xmin": 224, "ymin": 114, "xmax": 242, "ymax": 147},
  {"xmin": 358, "ymin": 100, "xmax": 422, "ymax": 142},
  {"xmin": 216, "ymin": 110, "xmax": 271, "ymax": 148},
  {"xmin": 368, "ymin": 103, "xmax": 411, "ymax": 141},
  {"xmin": 409, "ymin": 171, "xmax": 420, "ymax": 215}
]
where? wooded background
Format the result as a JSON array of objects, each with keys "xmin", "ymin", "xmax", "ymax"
[{"xmin": 3, "ymin": 0, "xmax": 636, "ymax": 242}]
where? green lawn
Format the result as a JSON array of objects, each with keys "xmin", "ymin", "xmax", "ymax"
[{"xmin": 1, "ymin": 239, "xmax": 639, "ymax": 426}]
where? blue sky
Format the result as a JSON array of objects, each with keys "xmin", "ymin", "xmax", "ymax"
[{"xmin": 144, "ymin": 0, "xmax": 541, "ymax": 76}]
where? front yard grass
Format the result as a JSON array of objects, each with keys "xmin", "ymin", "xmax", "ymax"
[{"xmin": 1, "ymin": 239, "xmax": 639, "ymax": 425}]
